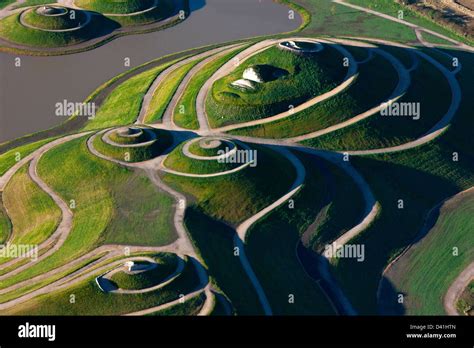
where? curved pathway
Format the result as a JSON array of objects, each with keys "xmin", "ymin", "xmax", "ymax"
[
  {"xmin": 136, "ymin": 45, "xmax": 238, "ymax": 125},
  {"xmin": 212, "ymin": 38, "xmax": 359, "ymax": 133},
  {"xmin": 377, "ymin": 187, "xmax": 474, "ymax": 315},
  {"xmin": 0, "ymin": 25, "xmax": 471, "ymax": 316},
  {"xmin": 444, "ymin": 261, "xmax": 474, "ymax": 315},
  {"xmin": 197, "ymin": 38, "xmax": 359, "ymax": 133},
  {"xmin": 287, "ymin": 42, "xmax": 411, "ymax": 143},
  {"xmin": 164, "ymin": 44, "xmax": 244, "ymax": 128}
]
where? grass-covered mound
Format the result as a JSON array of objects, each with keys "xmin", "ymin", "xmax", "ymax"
[
  {"xmin": 22, "ymin": 6, "xmax": 87, "ymax": 30},
  {"xmin": 206, "ymin": 43, "xmax": 346, "ymax": 128},
  {"xmin": 93, "ymin": 127, "xmax": 172, "ymax": 163},
  {"xmin": 75, "ymin": 0, "xmax": 175, "ymax": 27},
  {"xmin": 109, "ymin": 254, "xmax": 180, "ymax": 290},
  {"xmin": 163, "ymin": 145, "xmax": 296, "ymax": 225},
  {"xmin": 173, "ymin": 46, "xmax": 248, "ymax": 130},
  {"xmin": 163, "ymin": 137, "xmax": 251, "ymax": 175},
  {"xmin": 0, "ymin": 7, "xmax": 118, "ymax": 47},
  {"xmin": 303, "ymin": 52, "xmax": 451, "ymax": 151},
  {"xmin": 3, "ymin": 254, "xmax": 201, "ymax": 315},
  {"xmin": 75, "ymin": 0, "xmax": 156, "ymax": 14},
  {"xmin": 231, "ymin": 49, "xmax": 398, "ymax": 139}
]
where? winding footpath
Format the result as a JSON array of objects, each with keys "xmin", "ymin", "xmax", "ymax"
[{"xmin": 0, "ymin": 8, "xmax": 472, "ymax": 314}]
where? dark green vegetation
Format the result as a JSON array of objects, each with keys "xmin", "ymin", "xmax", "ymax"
[
  {"xmin": 384, "ymin": 190, "xmax": 474, "ymax": 315},
  {"xmin": 304, "ymin": 48, "xmax": 451, "ymax": 150},
  {"xmin": 149, "ymin": 292, "xmax": 206, "ymax": 316},
  {"xmin": 92, "ymin": 128, "xmax": 173, "ymax": 163},
  {"xmin": 4, "ymin": 256, "xmax": 201, "ymax": 315},
  {"xmin": 0, "ymin": 8, "xmax": 118, "ymax": 47},
  {"xmin": 0, "ymin": 0, "xmax": 15, "ymax": 10},
  {"xmin": 184, "ymin": 207, "xmax": 263, "ymax": 315},
  {"xmin": 173, "ymin": 46, "xmax": 248, "ymax": 130},
  {"xmin": 330, "ymin": 48, "xmax": 474, "ymax": 315},
  {"xmin": 110, "ymin": 254, "xmax": 179, "ymax": 290},
  {"xmin": 457, "ymin": 281, "xmax": 474, "ymax": 316},
  {"xmin": 246, "ymin": 153, "xmax": 364, "ymax": 314},
  {"xmin": 75, "ymin": 0, "xmax": 175, "ymax": 27},
  {"xmin": 232, "ymin": 47, "xmax": 397, "ymax": 138},
  {"xmin": 163, "ymin": 145, "xmax": 295, "ymax": 225},
  {"xmin": 207, "ymin": 44, "xmax": 345, "ymax": 127}
]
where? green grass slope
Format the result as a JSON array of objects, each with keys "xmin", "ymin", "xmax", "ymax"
[
  {"xmin": 232, "ymin": 47, "xmax": 398, "ymax": 138},
  {"xmin": 173, "ymin": 46, "xmax": 248, "ymax": 129},
  {"xmin": 163, "ymin": 145, "xmax": 295, "ymax": 225},
  {"xmin": 0, "ymin": 10, "xmax": 118, "ymax": 48},
  {"xmin": 2, "ymin": 165, "xmax": 61, "ymax": 246},
  {"xmin": 384, "ymin": 190, "xmax": 474, "ymax": 315},
  {"xmin": 206, "ymin": 44, "xmax": 345, "ymax": 127}
]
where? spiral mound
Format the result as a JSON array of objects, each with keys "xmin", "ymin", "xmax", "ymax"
[
  {"xmin": 75, "ymin": 0, "xmax": 156, "ymax": 15},
  {"xmin": 97, "ymin": 253, "xmax": 183, "ymax": 292},
  {"xmin": 21, "ymin": 6, "xmax": 89, "ymax": 31},
  {"xmin": 162, "ymin": 137, "xmax": 256, "ymax": 176},
  {"xmin": 93, "ymin": 126, "xmax": 172, "ymax": 163}
]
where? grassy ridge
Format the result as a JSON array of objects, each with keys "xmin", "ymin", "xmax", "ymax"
[
  {"xmin": 184, "ymin": 207, "xmax": 263, "ymax": 315},
  {"xmin": 0, "ymin": 137, "xmax": 54, "ymax": 176},
  {"xmin": 232, "ymin": 48, "xmax": 397, "ymax": 138},
  {"xmin": 84, "ymin": 59, "xmax": 180, "ymax": 130},
  {"xmin": 163, "ymin": 145, "xmax": 295, "ymax": 225},
  {"xmin": 3, "ymin": 165, "xmax": 61, "ymax": 246},
  {"xmin": 303, "ymin": 51, "xmax": 451, "ymax": 150},
  {"xmin": 385, "ymin": 190, "xmax": 474, "ymax": 315},
  {"xmin": 245, "ymin": 153, "xmax": 362, "ymax": 315},
  {"xmin": 173, "ymin": 46, "xmax": 248, "ymax": 129},
  {"xmin": 207, "ymin": 44, "xmax": 345, "ymax": 128},
  {"xmin": 144, "ymin": 59, "xmax": 201, "ymax": 123}
]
